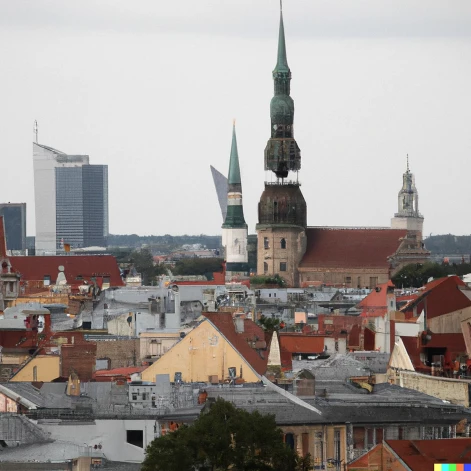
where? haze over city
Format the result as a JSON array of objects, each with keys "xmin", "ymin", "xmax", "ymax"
[{"xmin": 1, "ymin": 0, "xmax": 470, "ymax": 237}]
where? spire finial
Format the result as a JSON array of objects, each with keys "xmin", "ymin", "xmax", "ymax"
[
  {"xmin": 34, "ymin": 120, "xmax": 38, "ymax": 144},
  {"xmin": 274, "ymin": 1, "xmax": 289, "ymax": 73},
  {"xmin": 233, "ymin": 118, "xmax": 236, "ymax": 127},
  {"xmin": 407, "ymin": 154, "xmax": 409, "ymax": 172}
]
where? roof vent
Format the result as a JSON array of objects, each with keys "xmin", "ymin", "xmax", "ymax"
[{"xmin": 234, "ymin": 317, "xmax": 244, "ymax": 333}]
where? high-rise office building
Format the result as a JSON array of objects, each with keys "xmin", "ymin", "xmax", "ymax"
[
  {"xmin": 33, "ymin": 142, "xmax": 108, "ymax": 254},
  {"xmin": 0, "ymin": 203, "xmax": 26, "ymax": 253}
]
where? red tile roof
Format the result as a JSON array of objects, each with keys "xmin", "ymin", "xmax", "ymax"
[
  {"xmin": 358, "ymin": 281, "xmax": 394, "ymax": 317},
  {"xmin": 400, "ymin": 276, "xmax": 471, "ymax": 320},
  {"xmin": 10, "ymin": 255, "xmax": 124, "ymax": 290},
  {"xmin": 299, "ymin": 227, "xmax": 407, "ymax": 269},
  {"xmin": 386, "ymin": 438, "xmax": 471, "ymax": 468},
  {"xmin": 94, "ymin": 366, "xmax": 146, "ymax": 378},
  {"xmin": 399, "ymin": 333, "xmax": 467, "ymax": 372},
  {"xmin": 203, "ymin": 312, "xmax": 268, "ymax": 376},
  {"xmin": 279, "ymin": 333, "xmax": 324, "ymax": 354}
]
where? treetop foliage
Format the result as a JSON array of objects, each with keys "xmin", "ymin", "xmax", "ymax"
[
  {"xmin": 142, "ymin": 398, "xmax": 312, "ymax": 471},
  {"xmin": 392, "ymin": 261, "xmax": 471, "ymax": 288}
]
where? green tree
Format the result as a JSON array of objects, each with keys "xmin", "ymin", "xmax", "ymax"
[
  {"xmin": 258, "ymin": 315, "xmax": 281, "ymax": 332},
  {"xmin": 129, "ymin": 248, "xmax": 167, "ymax": 285},
  {"xmin": 172, "ymin": 258, "xmax": 224, "ymax": 278},
  {"xmin": 142, "ymin": 398, "xmax": 310, "ymax": 471},
  {"xmin": 392, "ymin": 262, "xmax": 447, "ymax": 288}
]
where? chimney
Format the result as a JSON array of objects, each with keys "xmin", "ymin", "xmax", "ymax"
[
  {"xmin": 234, "ymin": 317, "xmax": 244, "ymax": 333},
  {"xmin": 0, "ymin": 216, "xmax": 6, "ymax": 258}
]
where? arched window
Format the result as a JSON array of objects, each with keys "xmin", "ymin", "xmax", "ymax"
[
  {"xmin": 280, "ymin": 238, "xmax": 286, "ymax": 249},
  {"xmin": 285, "ymin": 433, "xmax": 295, "ymax": 450}
]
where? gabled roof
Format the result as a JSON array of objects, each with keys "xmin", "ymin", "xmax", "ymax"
[
  {"xmin": 399, "ymin": 333, "xmax": 467, "ymax": 372},
  {"xmin": 400, "ymin": 276, "xmax": 471, "ymax": 320},
  {"xmin": 204, "ymin": 312, "xmax": 267, "ymax": 375},
  {"xmin": 10, "ymin": 255, "xmax": 124, "ymax": 289},
  {"xmin": 279, "ymin": 333, "xmax": 324, "ymax": 355},
  {"xmin": 357, "ymin": 281, "xmax": 394, "ymax": 317},
  {"xmin": 299, "ymin": 227, "xmax": 407, "ymax": 269},
  {"xmin": 386, "ymin": 438, "xmax": 471, "ymax": 469}
]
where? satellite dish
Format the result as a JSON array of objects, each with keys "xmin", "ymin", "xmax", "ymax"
[{"xmin": 58, "ymin": 265, "xmax": 65, "ymax": 272}]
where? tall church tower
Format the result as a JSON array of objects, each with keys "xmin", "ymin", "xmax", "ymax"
[
  {"xmin": 222, "ymin": 123, "xmax": 249, "ymax": 280},
  {"xmin": 391, "ymin": 156, "xmax": 424, "ymax": 240},
  {"xmin": 256, "ymin": 7, "xmax": 307, "ymax": 287}
]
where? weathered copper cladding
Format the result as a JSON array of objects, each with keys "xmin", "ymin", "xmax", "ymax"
[{"xmin": 258, "ymin": 183, "xmax": 307, "ymax": 228}]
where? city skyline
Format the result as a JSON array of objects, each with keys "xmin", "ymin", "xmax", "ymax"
[{"xmin": 1, "ymin": 0, "xmax": 470, "ymax": 236}]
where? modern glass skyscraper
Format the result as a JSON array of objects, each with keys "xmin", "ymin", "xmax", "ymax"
[
  {"xmin": 0, "ymin": 203, "xmax": 26, "ymax": 252},
  {"xmin": 55, "ymin": 165, "xmax": 108, "ymax": 248},
  {"xmin": 33, "ymin": 142, "xmax": 108, "ymax": 254}
]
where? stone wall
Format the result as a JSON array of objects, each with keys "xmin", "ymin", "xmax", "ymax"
[
  {"xmin": 428, "ymin": 306, "xmax": 471, "ymax": 334},
  {"xmin": 390, "ymin": 369, "xmax": 470, "ymax": 407},
  {"xmin": 299, "ymin": 267, "xmax": 389, "ymax": 289},
  {"xmin": 96, "ymin": 339, "xmax": 140, "ymax": 369},
  {"xmin": 256, "ymin": 226, "xmax": 306, "ymax": 287}
]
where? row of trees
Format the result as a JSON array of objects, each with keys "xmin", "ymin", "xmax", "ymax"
[
  {"xmin": 109, "ymin": 247, "xmax": 225, "ymax": 285},
  {"xmin": 392, "ymin": 261, "xmax": 471, "ymax": 288},
  {"xmin": 142, "ymin": 399, "xmax": 312, "ymax": 471}
]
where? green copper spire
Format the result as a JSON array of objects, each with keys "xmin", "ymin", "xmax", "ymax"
[
  {"xmin": 228, "ymin": 122, "xmax": 241, "ymax": 188},
  {"xmin": 222, "ymin": 121, "xmax": 247, "ymax": 229},
  {"xmin": 274, "ymin": 6, "xmax": 290, "ymax": 75}
]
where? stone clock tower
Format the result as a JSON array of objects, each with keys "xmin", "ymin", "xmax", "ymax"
[{"xmin": 256, "ymin": 7, "xmax": 307, "ymax": 287}]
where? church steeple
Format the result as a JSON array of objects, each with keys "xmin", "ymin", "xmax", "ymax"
[
  {"xmin": 265, "ymin": 4, "xmax": 301, "ymax": 180},
  {"xmin": 256, "ymin": 4, "xmax": 307, "ymax": 288},
  {"xmin": 222, "ymin": 123, "xmax": 247, "ymax": 229},
  {"xmin": 227, "ymin": 122, "xmax": 242, "ymax": 192},
  {"xmin": 274, "ymin": 8, "xmax": 290, "ymax": 76},
  {"xmin": 221, "ymin": 122, "xmax": 248, "ymax": 279},
  {"xmin": 395, "ymin": 155, "xmax": 421, "ymax": 218}
]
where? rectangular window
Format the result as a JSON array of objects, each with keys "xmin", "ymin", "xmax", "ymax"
[
  {"xmin": 264, "ymin": 237, "xmax": 269, "ymax": 249},
  {"xmin": 142, "ymin": 393, "xmax": 147, "ymax": 400},
  {"xmin": 334, "ymin": 430, "xmax": 341, "ymax": 469},
  {"xmin": 314, "ymin": 431, "xmax": 324, "ymax": 469},
  {"xmin": 132, "ymin": 393, "xmax": 137, "ymax": 401},
  {"xmin": 43, "ymin": 275, "xmax": 51, "ymax": 286},
  {"xmin": 126, "ymin": 430, "xmax": 144, "ymax": 448},
  {"xmin": 302, "ymin": 432, "xmax": 309, "ymax": 458},
  {"xmin": 369, "ymin": 277, "xmax": 378, "ymax": 289},
  {"xmin": 345, "ymin": 276, "xmax": 352, "ymax": 284},
  {"xmin": 280, "ymin": 262, "xmax": 287, "ymax": 272}
]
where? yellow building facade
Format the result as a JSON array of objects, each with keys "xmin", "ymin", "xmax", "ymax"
[
  {"xmin": 10, "ymin": 355, "xmax": 60, "ymax": 382},
  {"xmin": 141, "ymin": 319, "xmax": 261, "ymax": 383}
]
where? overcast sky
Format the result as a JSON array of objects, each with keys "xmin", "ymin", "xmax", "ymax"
[{"xmin": 1, "ymin": 0, "xmax": 471, "ymax": 237}]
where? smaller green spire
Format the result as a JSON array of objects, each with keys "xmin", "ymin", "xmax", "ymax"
[
  {"xmin": 222, "ymin": 121, "xmax": 247, "ymax": 229},
  {"xmin": 274, "ymin": 6, "xmax": 289, "ymax": 74},
  {"xmin": 228, "ymin": 121, "xmax": 241, "ymax": 186}
]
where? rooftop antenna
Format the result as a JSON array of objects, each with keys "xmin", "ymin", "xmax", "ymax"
[
  {"xmin": 406, "ymin": 153, "xmax": 409, "ymax": 172},
  {"xmin": 34, "ymin": 120, "xmax": 38, "ymax": 144}
]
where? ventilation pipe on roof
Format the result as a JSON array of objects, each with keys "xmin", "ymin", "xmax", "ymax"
[{"xmin": 234, "ymin": 317, "xmax": 244, "ymax": 333}]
